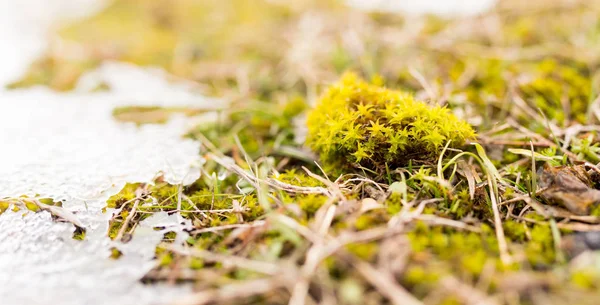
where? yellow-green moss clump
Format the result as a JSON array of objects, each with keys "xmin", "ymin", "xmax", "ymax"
[{"xmin": 306, "ymin": 73, "xmax": 475, "ymax": 170}]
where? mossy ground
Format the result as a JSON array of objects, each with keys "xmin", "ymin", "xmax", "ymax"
[{"xmin": 7, "ymin": 0, "xmax": 600, "ymax": 304}]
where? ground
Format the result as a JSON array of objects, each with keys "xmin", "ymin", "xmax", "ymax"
[{"xmin": 4, "ymin": 0, "xmax": 600, "ymax": 304}]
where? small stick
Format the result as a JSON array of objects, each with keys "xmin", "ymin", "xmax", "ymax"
[{"xmin": 115, "ymin": 199, "xmax": 140, "ymax": 242}]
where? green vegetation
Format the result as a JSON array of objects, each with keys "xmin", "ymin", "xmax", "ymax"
[
  {"xmin": 7, "ymin": 0, "xmax": 600, "ymax": 304},
  {"xmin": 307, "ymin": 73, "xmax": 475, "ymax": 172}
]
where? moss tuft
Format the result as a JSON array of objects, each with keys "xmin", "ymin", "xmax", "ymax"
[{"xmin": 306, "ymin": 73, "xmax": 475, "ymax": 172}]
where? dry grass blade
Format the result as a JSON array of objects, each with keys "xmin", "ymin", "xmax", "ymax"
[
  {"xmin": 32, "ymin": 199, "xmax": 85, "ymax": 229},
  {"xmin": 474, "ymin": 143, "xmax": 512, "ymax": 265},
  {"xmin": 115, "ymin": 198, "xmax": 140, "ymax": 242},
  {"xmin": 347, "ymin": 254, "xmax": 423, "ymax": 305},
  {"xmin": 169, "ymin": 245, "xmax": 280, "ymax": 275},
  {"xmin": 458, "ymin": 162, "xmax": 477, "ymax": 200},
  {"xmin": 173, "ymin": 277, "xmax": 288, "ymax": 305},
  {"xmin": 413, "ymin": 214, "xmax": 481, "ymax": 232},
  {"xmin": 190, "ymin": 221, "xmax": 267, "ymax": 234},
  {"xmin": 440, "ymin": 276, "xmax": 500, "ymax": 305},
  {"xmin": 209, "ymin": 153, "xmax": 331, "ymax": 196}
]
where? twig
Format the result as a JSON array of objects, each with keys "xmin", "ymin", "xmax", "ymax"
[
  {"xmin": 440, "ymin": 276, "xmax": 500, "ymax": 305},
  {"xmin": 115, "ymin": 199, "xmax": 140, "ymax": 241},
  {"xmin": 174, "ymin": 277, "xmax": 287, "ymax": 305},
  {"xmin": 190, "ymin": 221, "xmax": 266, "ymax": 235},
  {"xmin": 346, "ymin": 254, "xmax": 423, "ymax": 305},
  {"xmin": 31, "ymin": 199, "xmax": 85, "ymax": 229},
  {"xmin": 169, "ymin": 244, "xmax": 280, "ymax": 275}
]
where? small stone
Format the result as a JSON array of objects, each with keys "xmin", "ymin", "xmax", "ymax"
[{"xmin": 582, "ymin": 232, "xmax": 600, "ymax": 250}]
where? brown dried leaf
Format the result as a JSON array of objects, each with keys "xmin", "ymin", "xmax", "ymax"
[{"xmin": 537, "ymin": 164, "xmax": 600, "ymax": 215}]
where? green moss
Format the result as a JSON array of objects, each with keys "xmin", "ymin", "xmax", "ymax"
[
  {"xmin": 461, "ymin": 249, "xmax": 488, "ymax": 275},
  {"xmin": 385, "ymin": 193, "xmax": 404, "ymax": 215},
  {"xmin": 73, "ymin": 227, "xmax": 86, "ymax": 241},
  {"xmin": 407, "ymin": 223, "xmax": 500, "ymax": 280},
  {"xmin": 109, "ymin": 247, "xmax": 123, "ymax": 260},
  {"xmin": 187, "ymin": 98, "xmax": 307, "ymax": 160},
  {"xmin": 0, "ymin": 201, "xmax": 10, "ymax": 215},
  {"xmin": 519, "ymin": 59, "xmax": 591, "ymax": 125},
  {"xmin": 23, "ymin": 200, "xmax": 40, "ymax": 212},
  {"xmin": 571, "ymin": 270, "xmax": 598, "ymax": 289},
  {"xmin": 503, "ymin": 220, "xmax": 527, "ymax": 242},
  {"xmin": 439, "ymin": 296, "xmax": 463, "ymax": 305},
  {"xmin": 157, "ymin": 250, "xmax": 174, "ymax": 267},
  {"xmin": 525, "ymin": 225, "xmax": 556, "ymax": 267},
  {"xmin": 354, "ymin": 211, "xmax": 388, "ymax": 231},
  {"xmin": 275, "ymin": 170, "xmax": 324, "ymax": 188},
  {"xmin": 306, "ymin": 73, "xmax": 475, "ymax": 173},
  {"xmin": 590, "ymin": 204, "xmax": 600, "ymax": 217},
  {"xmin": 106, "ymin": 183, "xmax": 139, "ymax": 209},
  {"xmin": 404, "ymin": 266, "xmax": 436, "ymax": 284},
  {"xmin": 346, "ymin": 242, "xmax": 379, "ymax": 261},
  {"xmin": 297, "ymin": 194, "xmax": 327, "ymax": 215}
]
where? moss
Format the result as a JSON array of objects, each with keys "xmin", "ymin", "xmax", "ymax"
[
  {"xmin": 0, "ymin": 201, "xmax": 10, "ymax": 214},
  {"xmin": 460, "ymin": 249, "xmax": 488, "ymax": 275},
  {"xmin": 188, "ymin": 257, "xmax": 204, "ymax": 270},
  {"xmin": 157, "ymin": 250, "xmax": 174, "ymax": 267},
  {"xmin": 354, "ymin": 211, "xmax": 388, "ymax": 231},
  {"xmin": 346, "ymin": 242, "xmax": 379, "ymax": 261},
  {"xmin": 187, "ymin": 97, "xmax": 308, "ymax": 160},
  {"xmin": 404, "ymin": 265, "xmax": 439, "ymax": 285},
  {"xmin": 403, "ymin": 265, "xmax": 441, "ymax": 297},
  {"xmin": 105, "ymin": 176, "xmax": 266, "ymax": 246},
  {"xmin": 23, "ymin": 200, "xmax": 40, "ymax": 212},
  {"xmin": 106, "ymin": 183, "xmax": 139, "ymax": 209},
  {"xmin": 163, "ymin": 231, "xmax": 178, "ymax": 242},
  {"xmin": 275, "ymin": 170, "xmax": 325, "ymax": 188},
  {"xmin": 518, "ymin": 59, "xmax": 591, "ymax": 125},
  {"xmin": 306, "ymin": 73, "xmax": 475, "ymax": 173},
  {"xmin": 447, "ymin": 189, "xmax": 476, "ymax": 218},
  {"xmin": 439, "ymin": 296, "xmax": 463, "ymax": 305},
  {"xmin": 525, "ymin": 224, "xmax": 556, "ymax": 267},
  {"xmin": 73, "ymin": 227, "xmax": 86, "ymax": 241},
  {"xmin": 385, "ymin": 193, "xmax": 404, "ymax": 215},
  {"xmin": 503, "ymin": 220, "xmax": 528, "ymax": 242},
  {"xmin": 590, "ymin": 204, "xmax": 600, "ymax": 217},
  {"xmin": 298, "ymin": 194, "xmax": 327, "ymax": 215},
  {"xmin": 109, "ymin": 247, "xmax": 123, "ymax": 260},
  {"xmin": 571, "ymin": 134, "xmax": 600, "ymax": 163},
  {"xmin": 407, "ymin": 223, "xmax": 500, "ymax": 280},
  {"xmin": 570, "ymin": 270, "xmax": 598, "ymax": 289}
]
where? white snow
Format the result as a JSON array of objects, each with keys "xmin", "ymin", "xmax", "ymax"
[{"xmin": 0, "ymin": 2, "xmax": 213, "ymax": 305}]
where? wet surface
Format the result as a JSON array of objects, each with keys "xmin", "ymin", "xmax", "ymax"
[{"xmin": 0, "ymin": 2, "xmax": 212, "ymax": 304}]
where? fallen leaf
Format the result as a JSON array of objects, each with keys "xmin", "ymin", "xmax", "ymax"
[{"xmin": 537, "ymin": 164, "xmax": 600, "ymax": 215}]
